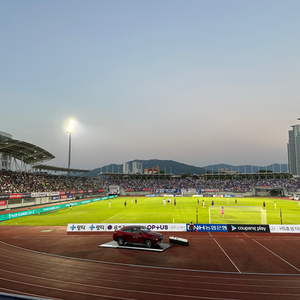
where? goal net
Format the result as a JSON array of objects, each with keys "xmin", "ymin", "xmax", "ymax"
[{"xmin": 208, "ymin": 206, "xmax": 267, "ymax": 224}]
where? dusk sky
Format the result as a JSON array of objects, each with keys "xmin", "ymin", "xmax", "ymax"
[{"xmin": 1, "ymin": 0, "xmax": 300, "ymax": 170}]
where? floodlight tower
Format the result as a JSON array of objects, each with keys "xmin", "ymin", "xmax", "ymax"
[{"xmin": 67, "ymin": 120, "xmax": 77, "ymax": 177}]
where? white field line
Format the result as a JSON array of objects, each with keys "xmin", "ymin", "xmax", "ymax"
[
  {"xmin": 101, "ymin": 212, "xmax": 121, "ymax": 223},
  {"xmin": 213, "ymin": 239, "xmax": 241, "ymax": 273},
  {"xmin": 253, "ymin": 239, "xmax": 300, "ymax": 273},
  {"xmin": 286, "ymin": 220, "xmax": 299, "ymax": 224}
]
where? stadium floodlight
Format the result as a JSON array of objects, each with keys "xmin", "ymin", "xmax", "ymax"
[{"xmin": 67, "ymin": 119, "xmax": 77, "ymax": 176}]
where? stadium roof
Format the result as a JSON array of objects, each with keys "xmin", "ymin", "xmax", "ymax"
[
  {"xmin": 33, "ymin": 164, "xmax": 91, "ymax": 173},
  {"xmin": 0, "ymin": 139, "xmax": 55, "ymax": 165}
]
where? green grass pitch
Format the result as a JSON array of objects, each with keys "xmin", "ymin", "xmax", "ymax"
[{"xmin": 0, "ymin": 196, "xmax": 299, "ymax": 226}]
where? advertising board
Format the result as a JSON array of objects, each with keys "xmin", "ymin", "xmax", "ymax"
[
  {"xmin": 67, "ymin": 223, "xmax": 187, "ymax": 232},
  {"xmin": 187, "ymin": 224, "xmax": 228, "ymax": 232},
  {"xmin": 269, "ymin": 225, "xmax": 300, "ymax": 233},
  {"xmin": 227, "ymin": 224, "xmax": 270, "ymax": 233}
]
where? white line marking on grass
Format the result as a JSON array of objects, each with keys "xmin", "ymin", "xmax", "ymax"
[
  {"xmin": 243, "ymin": 232, "xmax": 250, "ymax": 238},
  {"xmin": 101, "ymin": 213, "xmax": 121, "ymax": 223},
  {"xmin": 213, "ymin": 239, "xmax": 241, "ymax": 273},
  {"xmin": 253, "ymin": 239, "xmax": 300, "ymax": 273},
  {"xmin": 286, "ymin": 220, "xmax": 299, "ymax": 224},
  {"xmin": 208, "ymin": 232, "xmax": 212, "ymax": 237}
]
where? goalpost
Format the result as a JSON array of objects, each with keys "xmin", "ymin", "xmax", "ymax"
[{"xmin": 208, "ymin": 206, "xmax": 267, "ymax": 224}]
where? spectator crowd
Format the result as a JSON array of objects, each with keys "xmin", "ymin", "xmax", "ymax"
[{"xmin": 1, "ymin": 170, "xmax": 300, "ymax": 194}]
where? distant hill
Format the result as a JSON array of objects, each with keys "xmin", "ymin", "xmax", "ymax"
[
  {"xmin": 204, "ymin": 163, "xmax": 288, "ymax": 173},
  {"xmin": 86, "ymin": 160, "xmax": 288, "ymax": 177},
  {"xmin": 86, "ymin": 159, "xmax": 205, "ymax": 177}
]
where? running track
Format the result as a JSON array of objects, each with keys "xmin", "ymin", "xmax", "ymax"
[{"xmin": 0, "ymin": 226, "xmax": 300, "ymax": 299}]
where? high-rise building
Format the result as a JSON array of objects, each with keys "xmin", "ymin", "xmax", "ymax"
[
  {"xmin": 123, "ymin": 162, "xmax": 130, "ymax": 174},
  {"xmin": 132, "ymin": 161, "xmax": 142, "ymax": 174},
  {"xmin": 287, "ymin": 124, "xmax": 300, "ymax": 176},
  {"xmin": 0, "ymin": 131, "xmax": 12, "ymax": 170}
]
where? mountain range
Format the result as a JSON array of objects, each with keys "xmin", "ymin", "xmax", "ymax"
[{"xmin": 86, "ymin": 159, "xmax": 288, "ymax": 177}]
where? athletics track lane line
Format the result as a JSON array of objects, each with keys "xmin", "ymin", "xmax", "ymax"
[
  {"xmin": 210, "ymin": 233, "xmax": 241, "ymax": 274},
  {"xmin": 253, "ymin": 239, "xmax": 300, "ymax": 273}
]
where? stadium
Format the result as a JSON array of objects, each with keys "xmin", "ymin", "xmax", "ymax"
[{"xmin": 1, "ymin": 130, "xmax": 300, "ymax": 300}]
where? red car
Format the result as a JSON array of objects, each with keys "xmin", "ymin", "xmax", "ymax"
[{"xmin": 113, "ymin": 225, "xmax": 163, "ymax": 248}]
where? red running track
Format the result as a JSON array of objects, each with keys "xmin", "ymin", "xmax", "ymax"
[{"xmin": 0, "ymin": 226, "xmax": 300, "ymax": 300}]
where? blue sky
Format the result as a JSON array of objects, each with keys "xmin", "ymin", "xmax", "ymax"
[{"xmin": 1, "ymin": 0, "xmax": 299, "ymax": 169}]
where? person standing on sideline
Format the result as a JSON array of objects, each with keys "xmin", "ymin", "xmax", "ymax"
[
  {"xmin": 274, "ymin": 202, "xmax": 276, "ymax": 209},
  {"xmin": 197, "ymin": 199, "xmax": 199, "ymax": 205},
  {"xmin": 202, "ymin": 199, "xmax": 205, "ymax": 208},
  {"xmin": 109, "ymin": 200, "xmax": 111, "ymax": 208},
  {"xmin": 235, "ymin": 199, "xmax": 237, "ymax": 205},
  {"xmin": 263, "ymin": 201, "xmax": 265, "ymax": 208},
  {"xmin": 221, "ymin": 206, "xmax": 225, "ymax": 217},
  {"xmin": 69, "ymin": 203, "xmax": 72, "ymax": 209},
  {"xmin": 131, "ymin": 198, "xmax": 133, "ymax": 204},
  {"xmin": 211, "ymin": 200, "xmax": 214, "ymax": 206},
  {"xmin": 163, "ymin": 199, "xmax": 166, "ymax": 206},
  {"xmin": 174, "ymin": 199, "xmax": 176, "ymax": 207},
  {"xmin": 189, "ymin": 222, "xmax": 195, "ymax": 232},
  {"xmin": 124, "ymin": 201, "xmax": 127, "ymax": 208}
]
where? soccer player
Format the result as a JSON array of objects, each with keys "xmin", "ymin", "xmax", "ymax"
[{"xmin": 221, "ymin": 207, "xmax": 224, "ymax": 217}]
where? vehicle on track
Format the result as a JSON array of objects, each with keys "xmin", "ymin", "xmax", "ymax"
[{"xmin": 113, "ymin": 225, "xmax": 163, "ymax": 248}]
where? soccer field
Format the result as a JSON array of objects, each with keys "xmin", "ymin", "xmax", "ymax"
[{"xmin": 0, "ymin": 196, "xmax": 299, "ymax": 226}]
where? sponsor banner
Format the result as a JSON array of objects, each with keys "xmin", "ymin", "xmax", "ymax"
[
  {"xmin": 60, "ymin": 195, "xmax": 67, "ymax": 200},
  {"xmin": 59, "ymin": 191, "xmax": 65, "ymax": 195},
  {"xmin": 145, "ymin": 194, "xmax": 157, "ymax": 197},
  {"xmin": 192, "ymin": 195, "xmax": 203, "ymax": 197},
  {"xmin": 0, "ymin": 195, "xmax": 117, "ymax": 222},
  {"xmin": 88, "ymin": 190, "xmax": 93, "ymax": 193},
  {"xmin": 164, "ymin": 189, "xmax": 177, "ymax": 193},
  {"xmin": 40, "ymin": 192, "xmax": 47, "ymax": 197},
  {"xmin": 83, "ymin": 190, "xmax": 88, "ymax": 193},
  {"xmin": 109, "ymin": 185, "xmax": 119, "ymax": 195},
  {"xmin": 52, "ymin": 196, "xmax": 60, "ymax": 200},
  {"xmin": 143, "ymin": 188, "xmax": 152, "ymax": 192},
  {"xmin": 31, "ymin": 192, "xmax": 40, "ymax": 198},
  {"xmin": 79, "ymin": 190, "xmax": 84, "ymax": 194},
  {"xmin": 270, "ymin": 225, "xmax": 300, "ymax": 233},
  {"xmin": 67, "ymin": 223, "xmax": 187, "ymax": 232},
  {"xmin": 98, "ymin": 189, "xmax": 105, "ymax": 193},
  {"xmin": 126, "ymin": 189, "xmax": 135, "ymax": 192},
  {"xmin": 228, "ymin": 224, "xmax": 270, "ymax": 233},
  {"xmin": 70, "ymin": 190, "xmax": 76, "ymax": 194},
  {"xmin": 9, "ymin": 193, "xmax": 22, "ymax": 199},
  {"xmin": 93, "ymin": 189, "xmax": 98, "ymax": 192},
  {"xmin": 51, "ymin": 192, "xmax": 59, "ymax": 196},
  {"xmin": 22, "ymin": 193, "xmax": 31, "ymax": 198},
  {"xmin": 204, "ymin": 189, "xmax": 219, "ymax": 193},
  {"xmin": 0, "ymin": 200, "xmax": 6, "ymax": 206},
  {"xmin": 65, "ymin": 191, "xmax": 70, "ymax": 195},
  {"xmin": 0, "ymin": 194, "xmax": 9, "ymax": 200},
  {"xmin": 67, "ymin": 195, "xmax": 73, "ymax": 199},
  {"xmin": 188, "ymin": 224, "xmax": 228, "ymax": 232}
]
